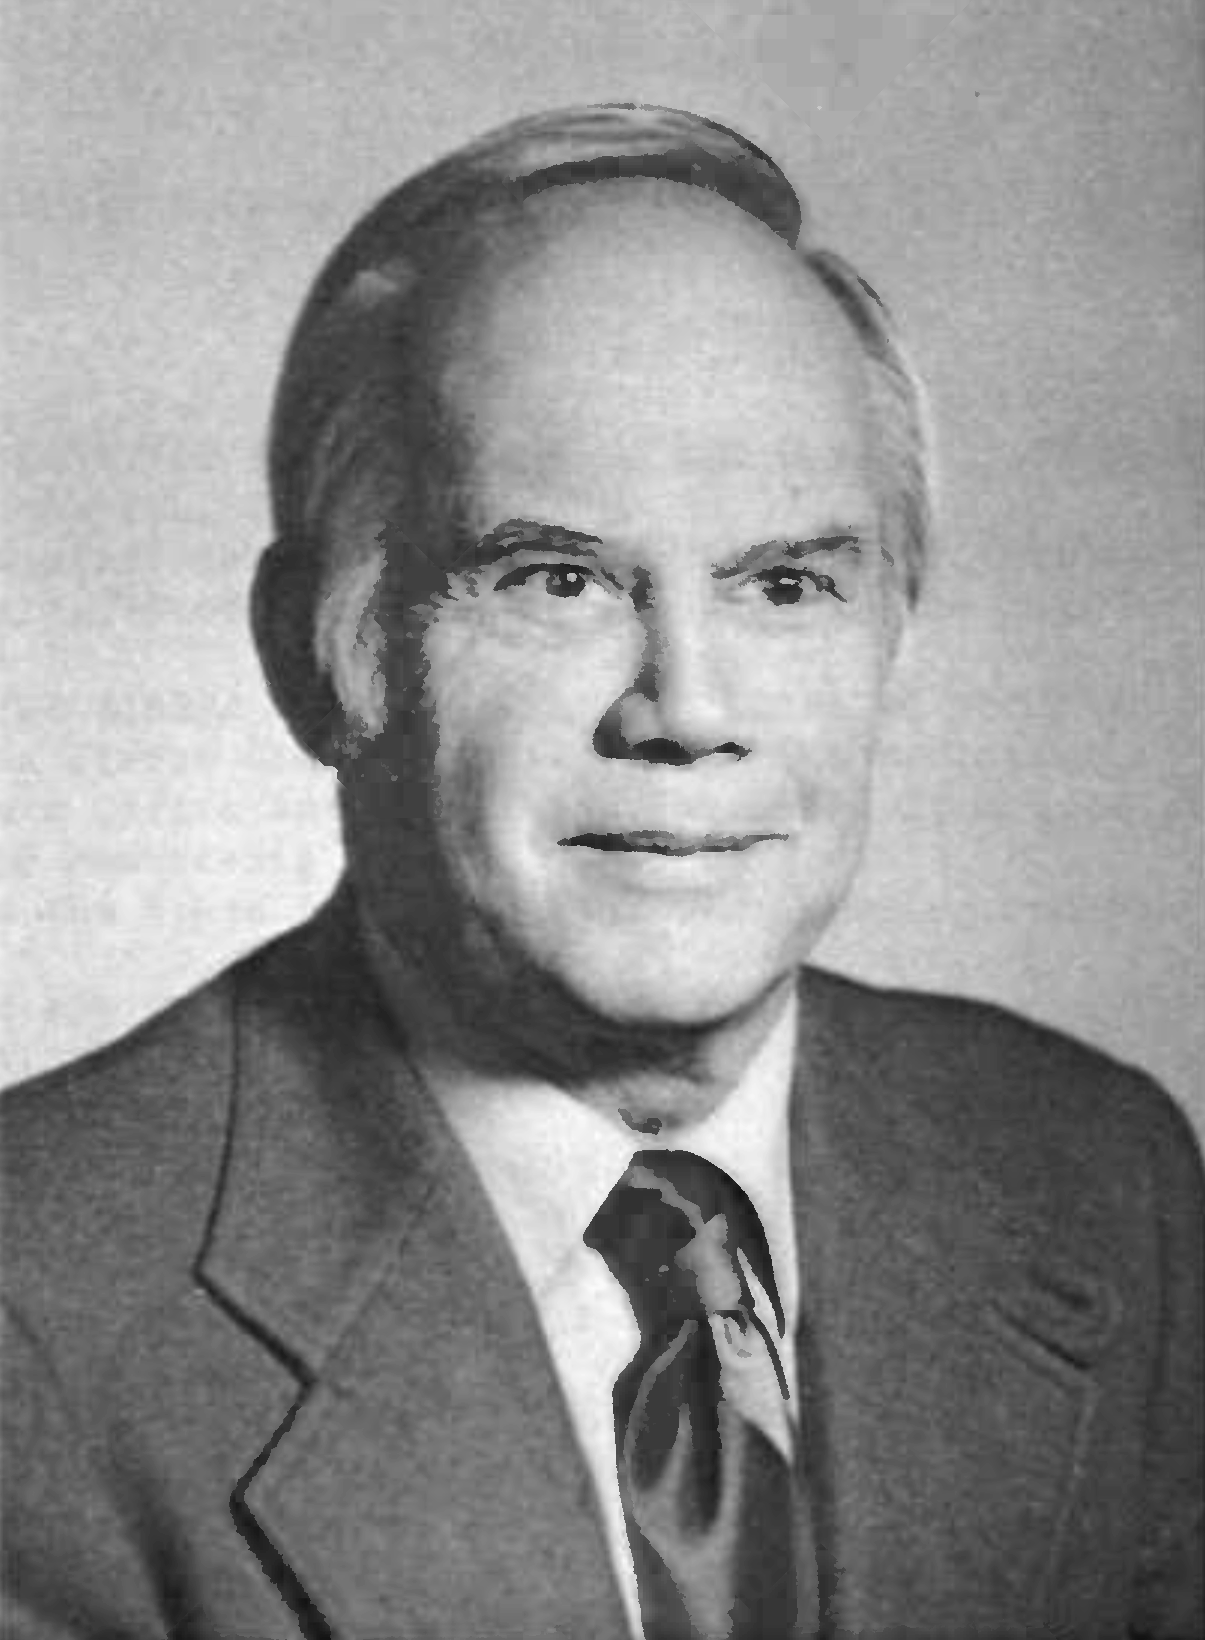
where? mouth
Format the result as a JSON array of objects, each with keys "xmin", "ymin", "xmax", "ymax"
[{"xmin": 558, "ymin": 830, "xmax": 788, "ymax": 856}]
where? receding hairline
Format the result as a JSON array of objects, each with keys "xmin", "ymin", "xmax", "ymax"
[
  {"xmin": 419, "ymin": 172, "xmax": 849, "ymax": 362},
  {"xmin": 308, "ymin": 174, "xmax": 928, "ymax": 625},
  {"xmin": 415, "ymin": 176, "xmax": 881, "ymax": 478}
]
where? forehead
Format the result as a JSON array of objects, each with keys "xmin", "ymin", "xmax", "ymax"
[{"xmin": 435, "ymin": 182, "xmax": 876, "ymax": 553}]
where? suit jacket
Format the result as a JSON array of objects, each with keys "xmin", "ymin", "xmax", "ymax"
[{"xmin": 3, "ymin": 884, "xmax": 1202, "ymax": 1640}]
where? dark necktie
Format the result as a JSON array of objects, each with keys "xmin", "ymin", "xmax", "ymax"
[{"xmin": 584, "ymin": 1149, "xmax": 806, "ymax": 1640}]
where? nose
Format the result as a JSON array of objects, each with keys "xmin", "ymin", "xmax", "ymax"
[{"xmin": 593, "ymin": 591, "xmax": 749, "ymax": 764}]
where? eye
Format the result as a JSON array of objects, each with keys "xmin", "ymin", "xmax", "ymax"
[
  {"xmin": 753, "ymin": 567, "xmax": 847, "ymax": 607},
  {"xmin": 493, "ymin": 562, "xmax": 599, "ymax": 598}
]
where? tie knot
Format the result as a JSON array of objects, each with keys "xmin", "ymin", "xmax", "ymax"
[{"xmin": 584, "ymin": 1150, "xmax": 785, "ymax": 1344}]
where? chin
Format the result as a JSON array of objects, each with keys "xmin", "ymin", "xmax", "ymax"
[
  {"xmin": 482, "ymin": 835, "xmax": 858, "ymax": 1027},
  {"xmin": 548, "ymin": 916, "xmax": 819, "ymax": 1029}
]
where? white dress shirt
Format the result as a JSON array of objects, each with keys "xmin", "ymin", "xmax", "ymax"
[{"xmin": 360, "ymin": 920, "xmax": 800, "ymax": 1640}]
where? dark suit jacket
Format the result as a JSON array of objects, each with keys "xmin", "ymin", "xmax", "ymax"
[{"xmin": 3, "ymin": 886, "xmax": 1202, "ymax": 1640}]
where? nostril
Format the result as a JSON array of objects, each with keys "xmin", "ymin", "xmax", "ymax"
[
  {"xmin": 634, "ymin": 738, "xmax": 694, "ymax": 766},
  {"xmin": 592, "ymin": 715, "xmax": 751, "ymax": 763}
]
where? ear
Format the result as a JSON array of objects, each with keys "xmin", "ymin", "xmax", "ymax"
[
  {"xmin": 878, "ymin": 588, "xmax": 917, "ymax": 727},
  {"xmin": 883, "ymin": 582, "xmax": 909, "ymax": 669},
  {"xmin": 250, "ymin": 538, "xmax": 350, "ymax": 767}
]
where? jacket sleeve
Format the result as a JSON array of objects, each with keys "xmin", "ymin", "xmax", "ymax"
[
  {"xmin": 2, "ymin": 1299, "xmax": 165, "ymax": 1639},
  {"xmin": 1128, "ymin": 1089, "xmax": 1205, "ymax": 1640}
]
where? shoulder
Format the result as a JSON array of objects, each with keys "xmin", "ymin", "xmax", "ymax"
[
  {"xmin": 800, "ymin": 965, "xmax": 1203, "ymax": 1222},
  {"xmin": 1, "ymin": 887, "xmax": 363, "ymax": 1311},
  {"xmin": 0, "ymin": 908, "xmax": 338, "ymax": 1339},
  {"xmin": 1, "ymin": 967, "xmax": 238, "ymax": 1326}
]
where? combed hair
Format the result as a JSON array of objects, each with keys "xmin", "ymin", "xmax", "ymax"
[{"xmin": 262, "ymin": 102, "xmax": 933, "ymax": 755}]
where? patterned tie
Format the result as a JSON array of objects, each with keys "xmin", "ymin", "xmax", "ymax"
[{"xmin": 584, "ymin": 1149, "xmax": 804, "ymax": 1640}]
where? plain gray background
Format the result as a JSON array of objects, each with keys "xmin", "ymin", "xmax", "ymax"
[{"xmin": 3, "ymin": 0, "xmax": 1202, "ymax": 1143}]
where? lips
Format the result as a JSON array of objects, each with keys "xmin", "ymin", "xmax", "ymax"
[{"xmin": 559, "ymin": 830, "xmax": 788, "ymax": 856}]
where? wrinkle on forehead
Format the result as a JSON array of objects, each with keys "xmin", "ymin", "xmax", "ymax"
[
  {"xmin": 378, "ymin": 179, "xmax": 880, "ymax": 584},
  {"xmin": 433, "ymin": 178, "xmax": 867, "ymax": 413},
  {"xmin": 431, "ymin": 185, "xmax": 872, "ymax": 544}
]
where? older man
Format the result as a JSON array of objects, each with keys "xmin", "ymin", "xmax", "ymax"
[{"xmin": 3, "ymin": 104, "xmax": 1201, "ymax": 1640}]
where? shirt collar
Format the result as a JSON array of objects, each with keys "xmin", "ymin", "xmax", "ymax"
[{"xmin": 358, "ymin": 906, "xmax": 800, "ymax": 1335}]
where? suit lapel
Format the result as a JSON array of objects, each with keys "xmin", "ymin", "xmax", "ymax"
[
  {"xmin": 198, "ymin": 891, "xmax": 628, "ymax": 1638},
  {"xmin": 197, "ymin": 895, "xmax": 1119, "ymax": 1637},
  {"xmin": 789, "ymin": 969, "xmax": 1118, "ymax": 1636}
]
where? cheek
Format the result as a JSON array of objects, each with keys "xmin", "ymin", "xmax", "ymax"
[
  {"xmin": 426, "ymin": 594, "xmax": 641, "ymax": 736},
  {"xmin": 419, "ymin": 613, "xmax": 629, "ymax": 849},
  {"xmin": 754, "ymin": 625, "xmax": 890, "ymax": 782}
]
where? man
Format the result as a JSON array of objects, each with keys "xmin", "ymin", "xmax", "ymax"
[{"xmin": 3, "ymin": 102, "xmax": 1201, "ymax": 1640}]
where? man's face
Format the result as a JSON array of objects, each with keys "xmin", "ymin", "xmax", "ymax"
[{"xmin": 378, "ymin": 186, "xmax": 900, "ymax": 1027}]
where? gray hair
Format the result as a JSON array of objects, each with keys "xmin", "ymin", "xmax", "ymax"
[{"xmin": 258, "ymin": 103, "xmax": 933, "ymax": 759}]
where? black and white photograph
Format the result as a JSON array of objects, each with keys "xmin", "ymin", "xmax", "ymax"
[{"xmin": 3, "ymin": 2, "xmax": 1202, "ymax": 1636}]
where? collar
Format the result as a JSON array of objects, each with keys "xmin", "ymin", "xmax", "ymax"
[{"xmin": 357, "ymin": 906, "xmax": 800, "ymax": 1342}]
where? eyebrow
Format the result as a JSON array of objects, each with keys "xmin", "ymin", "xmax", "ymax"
[
  {"xmin": 453, "ymin": 519, "xmax": 862, "ymax": 575},
  {"xmin": 709, "ymin": 534, "xmax": 861, "ymax": 579},
  {"xmin": 451, "ymin": 520, "xmax": 604, "ymax": 570}
]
